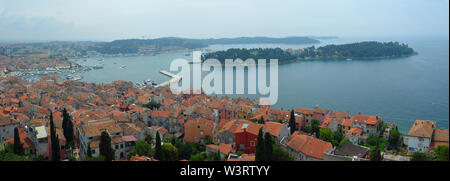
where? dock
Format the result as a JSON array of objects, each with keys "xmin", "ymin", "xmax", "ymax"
[{"xmin": 155, "ymin": 70, "xmax": 182, "ymax": 88}]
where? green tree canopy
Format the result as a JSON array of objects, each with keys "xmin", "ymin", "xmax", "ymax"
[
  {"xmin": 255, "ymin": 128, "xmax": 266, "ymax": 161},
  {"xmin": 13, "ymin": 127, "xmax": 24, "ymax": 155},
  {"xmin": 99, "ymin": 131, "xmax": 114, "ymax": 161},
  {"xmin": 162, "ymin": 143, "xmax": 178, "ymax": 161},
  {"xmin": 154, "ymin": 132, "xmax": 163, "ymax": 160}
]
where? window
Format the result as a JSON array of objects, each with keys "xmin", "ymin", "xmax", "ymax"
[
  {"xmin": 115, "ymin": 145, "xmax": 119, "ymax": 149},
  {"xmin": 240, "ymin": 144, "xmax": 245, "ymax": 150},
  {"xmin": 120, "ymin": 144, "xmax": 123, "ymax": 149},
  {"xmin": 250, "ymin": 141, "xmax": 255, "ymax": 146},
  {"xmin": 92, "ymin": 149, "xmax": 95, "ymax": 154},
  {"xmin": 200, "ymin": 131, "xmax": 204, "ymax": 135}
]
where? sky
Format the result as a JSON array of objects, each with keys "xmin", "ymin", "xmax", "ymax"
[{"xmin": 0, "ymin": 0, "xmax": 448, "ymax": 41}]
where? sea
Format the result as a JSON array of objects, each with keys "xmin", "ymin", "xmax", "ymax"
[{"xmin": 69, "ymin": 36, "xmax": 449, "ymax": 133}]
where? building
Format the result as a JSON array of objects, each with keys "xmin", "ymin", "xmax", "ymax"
[
  {"xmin": 403, "ymin": 120, "xmax": 435, "ymax": 152},
  {"xmin": 264, "ymin": 121, "xmax": 290, "ymax": 142},
  {"xmin": 0, "ymin": 116, "xmax": 19, "ymax": 142},
  {"xmin": 184, "ymin": 117, "xmax": 214, "ymax": 144},
  {"xmin": 345, "ymin": 127, "xmax": 363, "ymax": 144},
  {"xmin": 350, "ymin": 113, "xmax": 381, "ymax": 135},
  {"xmin": 284, "ymin": 134, "xmax": 333, "ymax": 161},
  {"xmin": 77, "ymin": 120, "xmax": 125, "ymax": 160},
  {"xmin": 324, "ymin": 143, "xmax": 369, "ymax": 161},
  {"xmin": 295, "ymin": 107, "xmax": 314, "ymax": 124},
  {"xmin": 205, "ymin": 143, "xmax": 234, "ymax": 160},
  {"xmin": 430, "ymin": 129, "xmax": 449, "ymax": 150}
]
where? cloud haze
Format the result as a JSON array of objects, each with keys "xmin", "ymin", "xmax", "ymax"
[{"xmin": 0, "ymin": 0, "xmax": 448, "ymax": 41}]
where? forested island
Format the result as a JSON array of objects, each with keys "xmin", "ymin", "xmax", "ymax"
[
  {"xmin": 201, "ymin": 41, "xmax": 417, "ymax": 64},
  {"xmin": 87, "ymin": 36, "xmax": 319, "ymax": 54}
]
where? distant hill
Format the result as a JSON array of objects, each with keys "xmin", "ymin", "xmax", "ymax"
[
  {"xmin": 88, "ymin": 36, "xmax": 320, "ymax": 54},
  {"xmin": 185, "ymin": 36, "xmax": 320, "ymax": 45}
]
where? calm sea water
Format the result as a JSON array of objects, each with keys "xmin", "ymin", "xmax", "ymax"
[{"xmin": 71, "ymin": 36, "xmax": 449, "ymax": 133}]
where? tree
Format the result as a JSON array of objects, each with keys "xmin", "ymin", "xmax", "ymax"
[
  {"xmin": 134, "ymin": 140, "xmax": 153, "ymax": 157},
  {"xmin": 259, "ymin": 116, "xmax": 265, "ymax": 124},
  {"xmin": 154, "ymin": 132, "xmax": 163, "ymax": 160},
  {"xmin": 255, "ymin": 128, "xmax": 266, "ymax": 161},
  {"xmin": 190, "ymin": 152, "xmax": 208, "ymax": 161},
  {"xmin": 144, "ymin": 134, "xmax": 154, "ymax": 146},
  {"xmin": 411, "ymin": 152, "xmax": 428, "ymax": 161},
  {"xmin": 87, "ymin": 144, "xmax": 92, "ymax": 158},
  {"xmin": 13, "ymin": 127, "xmax": 24, "ymax": 155},
  {"xmin": 99, "ymin": 131, "xmax": 114, "ymax": 161},
  {"xmin": 333, "ymin": 127, "xmax": 343, "ymax": 143},
  {"xmin": 178, "ymin": 142, "xmax": 193, "ymax": 160},
  {"xmin": 319, "ymin": 128, "xmax": 334, "ymax": 143},
  {"xmin": 210, "ymin": 149, "xmax": 221, "ymax": 161},
  {"xmin": 62, "ymin": 108, "xmax": 74, "ymax": 149},
  {"xmin": 204, "ymin": 135, "xmax": 212, "ymax": 145},
  {"xmin": 288, "ymin": 110, "xmax": 296, "ymax": 134},
  {"xmin": 272, "ymin": 145, "xmax": 294, "ymax": 161},
  {"xmin": 161, "ymin": 143, "xmax": 178, "ymax": 161},
  {"xmin": 388, "ymin": 127, "xmax": 401, "ymax": 150},
  {"xmin": 143, "ymin": 100, "xmax": 161, "ymax": 110},
  {"xmin": 309, "ymin": 119, "xmax": 321, "ymax": 138},
  {"xmin": 369, "ymin": 137, "xmax": 382, "ymax": 161},
  {"xmin": 49, "ymin": 111, "xmax": 60, "ymax": 161},
  {"xmin": 264, "ymin": 132, "xmax": 273, "ymax": 161},
  {"xmin": 338, "ymin": 138, "xmax": 352, "ymax": 148},
  {"xmin": 435, "ymin": 145, "xmax": 449, "ymax": 161}
]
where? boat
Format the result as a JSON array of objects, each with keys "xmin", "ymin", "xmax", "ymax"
[
  {"xmin": 120, "ymin": 65, "xmax": 127, "ymax": 69},
  {"xmin": 185, "ymin": 53, "xmax": 191, "ymax": 56},
  {"xmin": 71, "ymin": 75, "xmax": 83, "ymax": 81},
  {"xmin": 93, "ymin": 65, "xmax": 104, "ymax": 69}
]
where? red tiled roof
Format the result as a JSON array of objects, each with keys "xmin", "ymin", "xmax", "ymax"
[
  {"xmin": 346, "ymin": 127, "xmax": 363, "ymax": 136},
  {"xmin": 151, "ymin": 110, "xmax": 171, "ymax": 118},
  {"xmin": 264, "ymin": 121, "xmax": 284, "ymax": 137},
  {"xmin": 286, "ymin": 134, "xmax": 332, "ymax": 160},
  {"xmin": 350, "ymin": 114, "xmax": 379, "ymax": 125},
  {"xmin": 295, "ymin": 107, "xmax": 314, "ymax": 115},
  {"xmin": 408, "ymin": 120, "xmax": 436, "ymax": 138}
]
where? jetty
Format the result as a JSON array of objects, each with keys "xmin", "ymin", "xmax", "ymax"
[{"xmin": 155, "ymin": 70, "xmax": 182, "ymax": 88}]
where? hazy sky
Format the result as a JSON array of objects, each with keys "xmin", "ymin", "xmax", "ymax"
[{"xmin": 0, "ymin": 0, "xmax": 448, "ymax": 41}]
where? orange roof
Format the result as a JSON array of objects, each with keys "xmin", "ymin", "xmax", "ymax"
[
  {"xmin": 321, "ymin": 116, "xmax": 334, "ymax": 128},
  {"xmin": 432, "ymin": 129, "xmax": 449, "ymax": 142},
  {"xmin": 240, "ymin": 154, "xmax": 255, "ymax": 161},
  {"xmin": 286, "ymin": 134, "xmax": 332, "ymax": 160},
  {"xmin": 149, "ymin": 126, "xmax": 168, "ymax": 136},
  {"xmin": 346, "ymin": 127, "xmax": 363, "ymax": 136},
  {"xmin": 151, "ymin": 110, "xmax": 171, "ymax": 118},
  {"xmin": 207, "ymin": 143, "xmax": 233, "ymax": 155},
  {"xmin": 342, "ymin": 119, "xmax": 353, "ymax": 127},
  {"xmin": 350, "ymin": 114, "xmax": 379, "ymax": 125},
  {"xmin": 234, "ymin": 122, "xmax": 264, "ymax": 136},
  {"xmin": 264, "ymin": 122, "xmax": 284, "ymax": 137},
  {"xmin": 295, "ymin": 107, "xmax": 314, "ymax": 115},
  {"xmin": 408, "ymin": 120, "xmax": 436, "ymax": 138}
]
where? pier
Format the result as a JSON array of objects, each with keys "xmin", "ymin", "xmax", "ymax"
[{"xmin": 155, "ymin": 70, "xmax": 182, "ymax": 88}]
